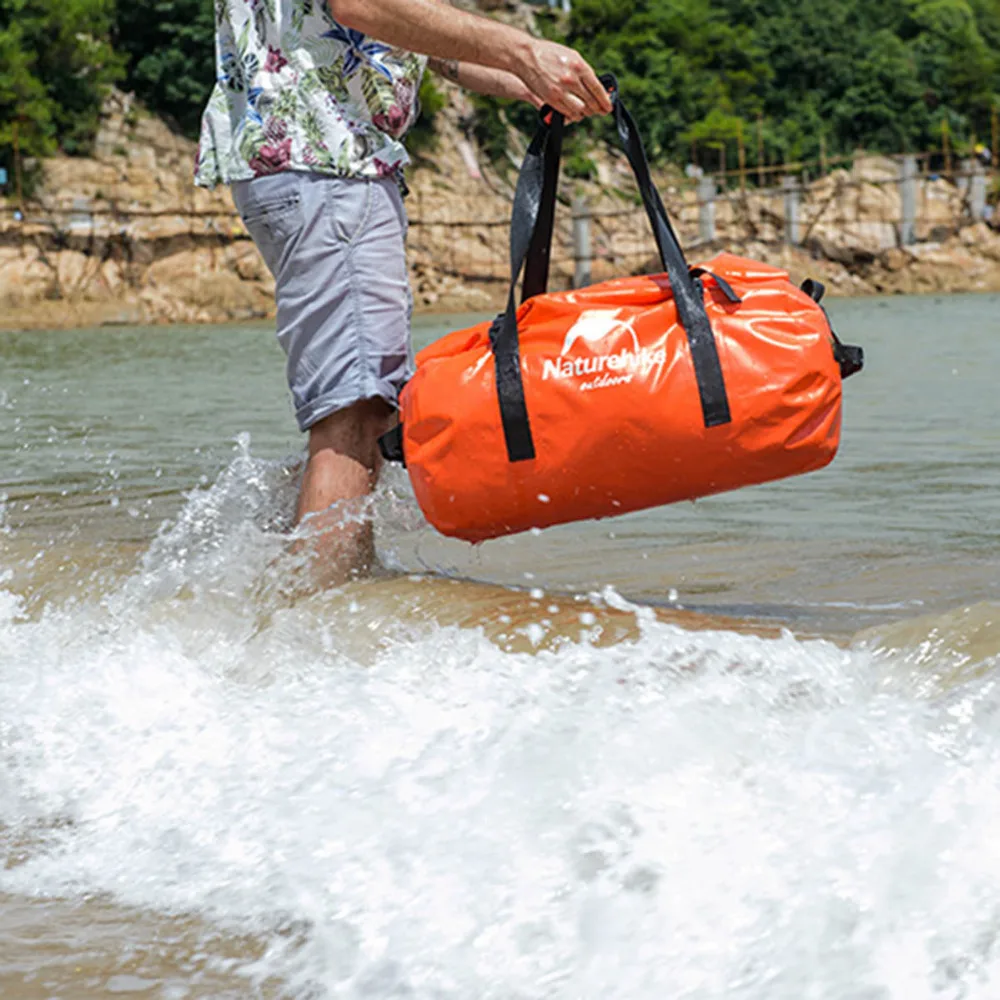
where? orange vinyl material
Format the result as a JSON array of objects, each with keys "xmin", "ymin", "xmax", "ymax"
[{"xmin": 399, "ymin": 252, "xmax": 847, "ymax": 544}]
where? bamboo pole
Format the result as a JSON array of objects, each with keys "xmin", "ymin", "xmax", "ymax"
[
  {"xmin": 992, "ymin": 104, "xmax": 998, "ymax": 176},
  {"xmin": 13, "ymin": 119, "xmax": 24, "ymax": 211},
  {"xmin": 942, "ymin": 117, "xmax": 951, "ymax": 179},
  {"xmin": 757, "ymin": 114, "xmax": 764, "ymax": 188},
  {"xmin": 738, "ymin": 123, "xmax": 746, "ymax": 193}
]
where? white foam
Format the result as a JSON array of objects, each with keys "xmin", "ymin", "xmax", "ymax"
[{"xmin": 3, "ymin": 453, "xmax": 1000, "ymax": 997}]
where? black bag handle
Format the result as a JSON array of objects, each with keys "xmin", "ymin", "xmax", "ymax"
[
  {"xmin": 520, "ymin": 108, "xmax": 563, "ymax": 303},
  {"xmin": 491, "ymin": 76, "xmax": 732, "ymax": 463},
  {"xmin": 600, "ymin": 75, "xmax": 731, "ymax": 429},
  {"xmin": 488, "ymin": 111, "xmax": 566, "ymax": 463}
]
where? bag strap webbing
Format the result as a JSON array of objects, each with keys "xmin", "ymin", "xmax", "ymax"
[
  {"xmin": 605, "ymin": 80, "xmax": 730, "ymax": 429},
  {"xmin": 379, "ymin": 422, "xmax": 405, "ymax": 465},
  {"xmin": 521, "ymin": 112, "xmax": 563, "ymax": 304},
  {"xmin": 490, "ymin": 79, "xmax": 732, "ymax": 464},
  {"xmin": 379, "ymin": 116, "xmax": 562, "ymax": 467},
  {"xmin": 489, "ymin": 116, "xmax": 565, "ymax": 462}
]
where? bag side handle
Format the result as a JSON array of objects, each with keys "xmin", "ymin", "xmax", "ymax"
[{"xmin": 801, "ymin": 279, "xmax": 865, "ymax": 380}]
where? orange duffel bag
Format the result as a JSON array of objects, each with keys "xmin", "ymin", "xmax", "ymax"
[{"xmin": 380, "ymin": 78, "xmax": 863, "ymax": 544}]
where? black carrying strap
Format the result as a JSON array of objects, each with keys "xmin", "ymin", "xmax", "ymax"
[
  {"xmin": 521, "ymin": 111, "xmax": 563, "ymax": 303},
  {"xmin": 603, "ymin": 76, "xmax": 731, "ymax": 429},
  {"xmin": 489, "ymin": 112, "xmax": 566, "ymax": 462},
  {"xmin": 490, "ymin": 78, "xmax": 732, "ymax": 463}
]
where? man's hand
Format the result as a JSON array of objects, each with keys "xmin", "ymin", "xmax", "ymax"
[
  {"xmin": 329, "ymin": 0, "xmax": 612, "ymax": 121},
  {"xmin": 515, "ymin": 38, "xmax": 611, "ymax": 123}
]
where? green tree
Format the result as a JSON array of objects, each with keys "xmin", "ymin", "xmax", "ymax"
[
  {"xmin": 0, "ymin": 0, "xmax": 120, "ymax": 190},
  {"xmin": 475, "ymin": 0, "xmax": 1000, "ymax": 172},
  {"xmin": 906, "ymin": 0, "xmax": 999, "ymax": 140},
  {"xmin": 408, "ymin": 74, "xmax": 449, "ymax": 159},
  {"xmin": 565, "ymin": 0, "xmax": 771, "ymax": 161},
  {"xmin": 113, "ymin": 0, "xmax": 215, "ymax": 137},
  {"xmin": 0, "ymin": 20, "xmax": 52, "ymax": 168}
]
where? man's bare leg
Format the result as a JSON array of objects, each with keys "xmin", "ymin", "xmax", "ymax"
[{"xmin": 293, "ymin": 397, "xmax": 395, "ymax": 588}]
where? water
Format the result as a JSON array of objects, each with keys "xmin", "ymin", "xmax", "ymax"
[{"xmin": 1, "ymin": 294, "xmax": 999, "ymax": 998}]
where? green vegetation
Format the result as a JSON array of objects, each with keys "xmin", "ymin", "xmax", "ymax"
[
  {"xmin": 0, "ymin": 0, "xmax": 213, "ymax": 192},
  {"xmin": 113, "ymin": 0, "xmax": 215, "ymax": 137},
  {"xmin": 557, "ymin": 0, "xmax": 1000, "ymax": 170},
  {"xmin": 1, "ymin": 0, "xmax": 999, "ymax": 193},
  {"xmin": 408, "ymin": 74, "xmax": 449, "ymax": 160},
  {"xmin": 0, "ymin": 0, "xmax": 121, "ymax": 185}
]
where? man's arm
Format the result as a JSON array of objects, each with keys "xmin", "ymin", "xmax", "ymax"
[
  {"xmin": 428, "ymin": 57, "xmax": 542, "ymax": 107},
  {"xmin": 327, "ymin": 0, "xmax": 611, "ymax": 121}
]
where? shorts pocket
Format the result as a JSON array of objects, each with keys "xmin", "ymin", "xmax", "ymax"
[{"xmin": 237, "ymin": 175, "xmax": 305, "ymax": 247}]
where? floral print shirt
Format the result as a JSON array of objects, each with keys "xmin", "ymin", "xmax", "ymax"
[{"xmin": 195, "ymin": 0, "xmax": 427, "ymax": 187}]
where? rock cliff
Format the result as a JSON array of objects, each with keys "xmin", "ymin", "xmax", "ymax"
[{"xmin": 2, "ymin": 83, "xmax": 999, "ymax": 332}]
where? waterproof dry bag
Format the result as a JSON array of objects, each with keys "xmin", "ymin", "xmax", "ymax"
[{"xmin": 381, "ymin": 78, "xmax": 863, "ymax": 544}]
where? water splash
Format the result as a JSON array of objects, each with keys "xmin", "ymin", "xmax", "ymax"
[{"xmin": 3, "ymin": 447, "xmax": 1000, "ymax": 997}]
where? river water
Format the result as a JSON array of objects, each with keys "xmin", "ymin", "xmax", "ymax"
[{"xmin": 1, "ymin": 293, "xmax": 999, "ymax": 998}]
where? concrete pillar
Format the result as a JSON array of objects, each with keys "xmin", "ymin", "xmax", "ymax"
[
  {"xmin": 572, "ymin": 196, "xmax": 592, "ymax": 289},
  {"xmin": 697, "ymin": 175, "xmax": 716, "ymax": 243},
  {"xmin": 900, "ymin": 155, "xmax": 917, "ymax": 246},
  {"xmin": 968, "ymin": 161, "xmax": 988, "ymax": 221},
  {"xmin": 782, "ymin": 176, "xmax": 800, "ymax": 245},
  {"xmin": 69, "ymin": 197, "xmax": 93, "ymax": 232}
]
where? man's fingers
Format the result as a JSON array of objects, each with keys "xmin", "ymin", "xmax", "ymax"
[
  {"xmin": 561, "ymin": 92, "xmax": 587, "ymax": 123},
  {"xmin": 579, "ymin": 64, "xmax": 613, "ymax": 115},
  {"xmin": 547, "ymin": 88, "xmax": 585, "ymax": 121},
  {"xmin": 558, "ymin": 55, "xmax": 602, "ymax": 117},
  {"xmin": 549, "ymin": 78, "xmax": 594, "ymax": 121}
]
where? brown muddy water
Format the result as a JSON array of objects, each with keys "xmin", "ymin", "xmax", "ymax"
[{"xmin": 1, "ymin": 294, "xmax": 1000, "ymax": 998}]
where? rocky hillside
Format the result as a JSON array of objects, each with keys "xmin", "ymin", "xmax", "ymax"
[{"xmin": 2, "ymin": 74, "xmax": 1000, "ymax": 332}]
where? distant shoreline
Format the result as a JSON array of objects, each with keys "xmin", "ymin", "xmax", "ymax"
[{"xmin": 4, "ymin": 281, "xmax": 1000, "ymax": 335}]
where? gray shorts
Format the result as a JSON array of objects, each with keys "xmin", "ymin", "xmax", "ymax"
[{"xmin": 231, "ymin": 171, "xmax": 414, "ymax": 432}]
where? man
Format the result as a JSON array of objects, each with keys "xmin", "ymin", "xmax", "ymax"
[{"xmin": 196, "ymin": 0, "xmax": 611, "ymax": 586}]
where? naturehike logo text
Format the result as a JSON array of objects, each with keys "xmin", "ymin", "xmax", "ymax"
[{"xmin": 541, "ymin": 310, "xmax": 665, "ymax": 391}]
